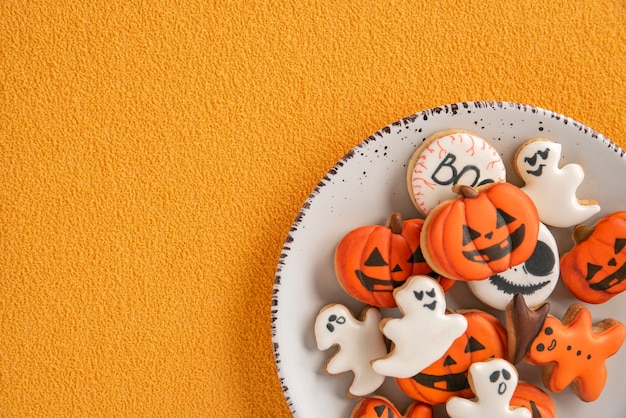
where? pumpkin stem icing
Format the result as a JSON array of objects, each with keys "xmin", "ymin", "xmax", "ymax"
[
  {"xmin": 387, "ymin": 212, "xmax": 404, "ymax": 234},
  {"xmin": 453, "ymin": 184, "xmax": 480, "ymax": 199}
]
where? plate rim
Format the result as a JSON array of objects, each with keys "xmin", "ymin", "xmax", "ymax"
[{"xmin": 270, "ymin": 100, "xmax": 625, "ymax": 417}]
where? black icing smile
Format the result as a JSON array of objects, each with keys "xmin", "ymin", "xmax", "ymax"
[
  {"xmin": 462, "ymin": 225, "xmax": 526, "ymax": 263},
  {"xmin": 424, "ymin": 300, "xmax": 437, "ymax": 311},
  {"xmin": 411, "ymin": 370, "xmax": 470, "ymax": 392},
  {"xmin": 355, "ymin": 270, "xmax": 404, "ymax": 292},
  {"xmin": 589, "ymin": 262, "xmax": 626, "ymax": 291},
  {"xmin": 488, "ymin": 274, "xmax": 551, "ymax": 295}
]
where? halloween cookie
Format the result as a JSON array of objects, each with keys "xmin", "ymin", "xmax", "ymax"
[
  {"xmin": 560, "ymin": 211, "xmax": 626, "ymax": 304},
  {"xmin": 514, "ymin": 138, "xmax": 600, "ymax": 228},
  {"xmin": 350, "ymin": 396, "xmax": 433, "ymax": 418},
  {"xmin": 314, "ymin": 304, "xmax": 387, "ymax": 397},
  {"xmin": 446, "ymin": 358, "xmax": 532, "ymax": 418},
  {"xmin": 421, "ymin": 182, "xmax": 540, "ymax": 282},
  {"xmin": 395, "ymin": 309, "xmax": 508, "ymax": 406},
  {"xmin": 468, "ymin": 222, "xmax": 559, "ymax": 310},
  {"xmin": 407, "ymin": 130, "xmax": 506, "ymax": 215},
  {"xmin": 511, "ymin": 382, "xmax": 556, "ymax": 418},
  {"xmin": 371, "ymin": 275, "xmax": 467, "ymax": 378},
  {"xmin": 506, "ymin": 295, "xmax": 626, "ymax": 402},
  {"xmin": 334, "ymin": 212, "xmax": 454, "ymax": 308}
]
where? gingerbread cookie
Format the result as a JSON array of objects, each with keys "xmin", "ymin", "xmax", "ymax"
[
  {"xmin": 507, "ymin": 295, "xmax": 626, "ymax": 402},
  {"xmin": 407, "ymin": 130, "xmax": 506, "ymax": 215},
  {"xmin": 446, "ymin": 358, "xmax": 532, "ymax": 418},
  {"xmin": 395, "ymin": 309, "xmax": 508, "ymax": 406},
  {"xmin": 468, "ymin": 222, "xmax": 559, "ymax": 310},
  {"xmin": 561, "ymin": 211, "xmax": 626, "ymax": 304},
  {"xmin": 421, "ymin": 182, "xmax": 540, "ymax": 282},
  {"xmin": 371, "ymin": 275, "xmax": 467, "ymax": 378},
  {"xmin": 334, "ymin": 212, "xmax": 453, "ymax": 308},
  {"xmin": 314, "ymin": 304, "xmax": 387, "ymax": 397},
  {"xmin": 514, "ymin": 138, "xmax": 600, "ymax": 228},
  {"xmin": 350, "ymin": 396, "xmax": 433, "ymax": 418}
]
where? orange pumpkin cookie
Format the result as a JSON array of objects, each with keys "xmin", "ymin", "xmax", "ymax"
[
  {"xmin": 511, "ymin": 382, "xmax": 555, "ymax": 418},
  {"xmin": 395, "ymin": 309, "xmax": 508, "ymax": 405},
  {"xmin": 335, "ymin": 212, "xmax": 453, "ymax": 308},
  {"xmin": 508, "ymin": 295, "xmax": 626, "ymax": 402},
  {"xmin": 560, "ymin": 211, "xmax": 626, "ymax": 304},
  {"xmin": 421, "ymin": 183, "xmax": 540, "ymax": 282},
  {"xmin": 350, "ymin": 396, "xmax": 433, "ymax": 418}
]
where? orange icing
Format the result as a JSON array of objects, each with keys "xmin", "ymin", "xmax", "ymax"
[
  {"xmin": 423, "ymin": 182, "xmax": 539, "ymax": 281},
  {"xmin": 525, "ymin": 304, "xmax": 626, "ymax": 401},
  {"xmin": 351, "ymin": 396, "xmax": 433, "ymax": 418}
]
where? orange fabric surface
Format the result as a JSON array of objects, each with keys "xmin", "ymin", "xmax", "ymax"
[{"xmin": 0, "ymin": 1, "xmax": 625, "ymax": 416}]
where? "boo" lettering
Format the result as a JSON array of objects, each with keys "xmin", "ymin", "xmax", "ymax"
[{"xmin": 431, "ymin": 153, "xmax": 494, "ymax": 187}]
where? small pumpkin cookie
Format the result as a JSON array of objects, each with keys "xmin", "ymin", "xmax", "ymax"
[
  {"xmin": 395, "ymin": 309, "xmax": 508, "ymax": 406},
  {"xmin": 314, "ymin": 304, "xmax": 387, "ymax": 397},
  {"xmin": 511, "ymin": 382, "xmax": 555, "ymax": 418},
  {"xmin": 514, "ymin": 138, "xmax": 600, "ymax": 228},
  {"xmin": 350, "ymin": 396, "xmax": 433, "ymax": 418},
  {"xmin": 334, "ymin": 212, "xmax": 453, "ymax": 308},
  {"xmin": 421, "ymin": 182, "xmax": 540, "ymax": 282},
  {"xmin": 560, "ymin": 211, "xmax": 626, "ymax": 304},
  {"xmin": 407, "ymin": 129, "xmax": 506, "ymax": 215}
]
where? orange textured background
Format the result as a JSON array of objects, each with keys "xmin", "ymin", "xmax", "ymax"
[{"xmin": 1, "ymin": 1, "xmax": 625, "ymax": 416}]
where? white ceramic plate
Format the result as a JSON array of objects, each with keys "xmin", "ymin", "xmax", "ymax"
[{"xmin": 271, "ymin": 101, "xmax": 626, "ymax": 418}]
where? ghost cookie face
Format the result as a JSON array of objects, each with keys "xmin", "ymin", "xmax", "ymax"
[
  {"xmin": 314, "ymin": 304, "xmax": 387, "ymax": 397},
  {"xmin": 446, "ymin": 359, "xmax": 531, "ymax": 418},
  {"xmin": 407, "ymin": 130, "xmax": 506, "ymax": 215},
  {"xmin": 561, "ymin": 212, "xmax": 626, "ymax": 304},
  {"xmin": 421, "ymin": 183, "xmax": 540, "ymax": 282},
  {"xmin": 371, "ymin": 275, "xmax": 467, "ymax": 379},
  {"xmin": 514, "ymin": 138, "xmax": 600, "ymax": 228},
  {"xmin": 468, "ymin": 223, "xmax": 559, "ymax": 310}
]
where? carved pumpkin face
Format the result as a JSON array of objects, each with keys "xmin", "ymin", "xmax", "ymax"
[
  {"xmin": 422, "ymin": 183, "xmax": 540, "ymax": 281},
  {"xmin": 561, "ymin": 211, "xmax": 626, "ymax": 304},
  {"xmin": 351, "ymin": 396, "xmax": 433, "ymax": 418},
  {"xmin": 335, "ymin": 213, "xmax": 451, "ymax": 308},
  {"xmin": 395, "ymin": 310, "xmax": 508, "ymax": 405},
  {"xmin": 511, "ymin": 382, "xmax": 555, "ymax": 418}
]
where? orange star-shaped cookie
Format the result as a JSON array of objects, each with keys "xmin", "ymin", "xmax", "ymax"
[{"xmin": 524, "ymin": 303, "xmax": 626, "ymax": 401}]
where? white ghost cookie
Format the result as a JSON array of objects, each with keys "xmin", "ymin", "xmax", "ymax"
[
  {"xmin": 371, "ymin": 275, "xmax": 467, "ymax": 378},
  {"xmin": 467, "ymin": 222, "xmax": 559, "ymax": 310},
  {"xmin": 514, "ymin": 138, "xmax": 600, "ymax": 228},
  {"xmin": 314, "ymin": 304, "xmax": 387, "ymax": 397},
  {"xmin": 446, "ymin": 358, "xmax": 531, "ymax": 418}
]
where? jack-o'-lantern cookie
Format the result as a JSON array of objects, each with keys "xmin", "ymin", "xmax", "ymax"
[
  {"xmin": 350, "ymin": 396, "xmax": 433, "ymax": 418},
  {"xmin": 446, "ymin": 358, "xmax": 532, "ymax": 418},
  {"xmin": 335, "ymin": 212, "xmax": 454, "ymax": 308},
  {"xmin": 421, "ymin": 182, "xmax": 540, "ymax": 282},
  {"xmin": 314, "ymin": 304, "xmax": 387, "ymax": 397},
  {"xmin": 468, "ymin": 222, "xmax": 559, "ymax": 310},
  {"xmin": 561, "ymin": 211, "xmax": 626, "ymax": 304},
  {"xmin": 371, "ymin": 275, "xmax": 467, "ymax": 378},
  {"xmin": 511, "ymin": 382, "xmax": 555, "ymax": 418},
  {"xmin": 395, "ymin": 309, "xmax": 508, "ymax": 405},
  {"xmin": 407, "ymin": 130, "xmax": 506, "ymax": 215},
  {"xmin": 514, "ymin": 138, "xmax": 600, "ymax": 228},
  {"xmin": 506, "ymin": 294, "xmax": 626, "ymax": 402}
]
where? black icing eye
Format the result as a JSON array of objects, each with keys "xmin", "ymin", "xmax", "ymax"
[
  {"xmin": 464, "ymin": 337, "xmax": 486, "ymax": 353},
  {"xmin": 364, "ymin": 248, "xmax": 388, "ymax": 266},
  {"xmin": 414, "ymin": 291, "xmax": 424, "ymax": 301},
  {"xmin": 409, "ymin": 247, "xmax": 426, "ymax": 263},
  {"xmin": 545, "ymin": 327, "xmax": 553, "ymax": 335},
  {"xmin": 524, "ymin": 241, "xmax": 555, "ymax": 277},
  {"xmin": 462, "ymin": 225, "xmax": 481, "ymax": 245},
  {"xmin": 536, "ymin": 343, "xmax": 545, "ymax": 352},
  {"xmin": 502, "ymin": 369, "xmax": 511, "ymax": 380},
  {"xmin": 585, "ymin": 262, "xmax": 603, "ymax": 281},
  {"xmin": 426, "ymin": 288, "xmax": 436, "ymax": 297},
  {"xmin": 496, "ymin": 208, "xmax": 517, "ymax": 228},
  {"xmin": 489, "ymin": 370, "xmax": 500, "ymax": 383},
  {"xmin": 615, "ymin": 238, "xmax": 626, "ymax": 254}
]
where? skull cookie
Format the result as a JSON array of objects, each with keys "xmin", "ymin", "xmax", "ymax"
[
  {"xmin": 446, "ymin": 358, "xmax": 531, "ymax": 418},
  {"xmin": 468, "ymin": 223, "xmax": 559, "ymax": 310}
]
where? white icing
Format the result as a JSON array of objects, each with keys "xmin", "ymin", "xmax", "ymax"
[
  {"xmin": 371, "ymin": 275, "xmax": 467, "ymax": 378},
  {"xmin": 515, "ymin": 139, "xmax": 600, "ymax": 228},
  {"xmin": 409, "ymin": 131, "xmax": 506, "ymax": 214},
  {"xmin": 446, "ymin": 359, "xmax": 531, "ymax": 418},
  {"xmin": 467, "ymin": 223, "xmax": 559, "ymax": 310},
  {"xmin": 314, "ymin": 304, "xmax": 387, "ymax": 397}
]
